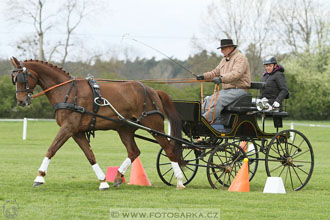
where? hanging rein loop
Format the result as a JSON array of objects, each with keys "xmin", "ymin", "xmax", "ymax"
[{"xmin": 205, "ymin": 84, "xmax": 220, "ymax": 124}]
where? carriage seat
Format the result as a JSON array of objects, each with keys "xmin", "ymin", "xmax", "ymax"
[{"xmin": 225, "ymin": 93, "xmax": 256, "ymax": 113}]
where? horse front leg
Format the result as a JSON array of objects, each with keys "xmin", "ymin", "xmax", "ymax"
[
  {"xmin": 33, "ymin": 124, "xmax": 73, "ymax": 187},
  {"xmin": 72, "ymin": 132, "xmax": 109, "ymax": 190}
]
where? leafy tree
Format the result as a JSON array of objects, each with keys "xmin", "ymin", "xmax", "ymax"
[{"xmin": 284, "ymin": 48, "xmax": 330, "ymax": 120}]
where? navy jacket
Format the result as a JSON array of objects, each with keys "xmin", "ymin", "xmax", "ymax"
[{"xmin": 259, "ymin": 65, "xmax": 289, "ymax": 105}]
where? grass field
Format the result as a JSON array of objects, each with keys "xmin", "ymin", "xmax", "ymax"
[{"xmin": 1, "ymin": 120, "xmax": 330, "ymax": 219}]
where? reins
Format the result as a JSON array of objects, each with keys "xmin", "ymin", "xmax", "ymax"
[
  {"xmin": 32, "ymin": 77, "xmax": 211, "ymax": 100},
  {"xmin": 32, "ymin": 79, "xmax": 85, "ymax": 98}
]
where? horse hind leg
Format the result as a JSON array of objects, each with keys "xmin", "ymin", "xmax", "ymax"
[
  {"xmin": 143, "ymin": 118, "xmax": 185, "ymax": 189},
  {"xmin": 114, "ymin": 128, "xmax": 140, "ymax": 188},
  {"xmin": 153, "ymin": 135, "xmax": 185, "ymax": 189},
  {"xmin": 72, "ymin": 132, "xmax": 109, "ymax": 190}
]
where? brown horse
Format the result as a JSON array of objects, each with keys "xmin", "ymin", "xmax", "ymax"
[{"xmin": 10, "ymin": 57, "xmax": 186, "ymax": 190}]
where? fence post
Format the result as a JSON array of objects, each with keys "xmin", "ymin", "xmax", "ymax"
[
  {"xmin": 23, "ymin": 117, "xmax": 27, "ymax": 140},
  {"xmin": 290, "ymin": 122, "xmax": 294, "ymax": 141}
]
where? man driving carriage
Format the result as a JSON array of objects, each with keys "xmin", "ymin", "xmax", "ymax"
[{"xmin": 196, "ymin": 39, "xmax": 251, "ymax": 123}]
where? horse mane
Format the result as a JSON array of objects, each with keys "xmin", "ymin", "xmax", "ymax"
[{"xmin": 24, "ymin": 59, "xmax": 71, "ymax": 76}]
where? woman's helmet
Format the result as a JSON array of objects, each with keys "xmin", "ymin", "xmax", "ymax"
[{"xmin": 263, "ymin": 56, "xmax": 277, "ymax": 65}]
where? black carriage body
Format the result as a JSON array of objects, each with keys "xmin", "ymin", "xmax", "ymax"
[{"xmin": 173, "ymin": 93, "xmax": 278, "ymax": 140}]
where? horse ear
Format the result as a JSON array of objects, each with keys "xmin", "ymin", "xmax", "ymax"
[{"xmin": 10, "ymin": 57, "xmax": 21, "ymax": 67}]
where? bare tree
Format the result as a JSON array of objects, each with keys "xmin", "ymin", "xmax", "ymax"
[
  {"xmin": 200, "ymin": 0, "xmax": 275, "ymax": 77},
  {"xmin": 274, "ymin": 0, "xmax": 330, "ymax": 54},
  {"xmin": 204, "ymin": 0, "xmax": 250, "ymax": 45},
  {"xmin": 7, "ymin": 0, "xmax": 54, "ymax": 60},
  {"xmin": 60, "ymin": 0, "xmax": 87, "ymax": 67},
  {"xmin": 5, "ymin": 0, "xmax": 101, "ymax": 66}
]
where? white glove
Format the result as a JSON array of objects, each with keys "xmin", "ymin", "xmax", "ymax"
[{"xmin": 272, "ymin": 101, "xmax": 280, "ymax": 108}]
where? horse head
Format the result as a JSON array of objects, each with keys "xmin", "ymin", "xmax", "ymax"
[{"xmin": 10, "ymin": 57, "xmax": 39, "ymax": 106}]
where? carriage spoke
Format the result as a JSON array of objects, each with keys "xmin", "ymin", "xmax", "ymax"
[
  {"xmin": 269, "ymin": 143, "xmax": 282, "ymax": 156},
  {"xmin": 292, "ymin": 149, "xmax": 310, "ymax": 160},
  {"xmin": 215, "ymin": 152, "xmax": 225, "ymax": 165},
  {"xmin": 269, "ymin": 162, "xmax": 287, "ymax": 174},
  {"xmin": 183, "ymin": 149, "xmax": 193, "ymax": 159},
  {"xmin": 222, "ymin": 172, "xmax": 227, "ymax": 187},
  {"xmin": 284, "ymin": 166, "xmax": 289, "ymax": 186},
  {"xmin": 212, "ymin": 170, "xmax": 226, "ymax": 187},
  {"xmin": 161, "ymin": 153, "xmax": 168, "ymax": 157},
  {"xmin": 169, "ymin": 172, "xmax": 174, "ymax": 184},
  {"xmin": 184, "ymin": 165, "xmax": 195, "ymax": 172},
  {"xmin": 288, "ymin": 166, "xmax": 294, "ymax": 190},
  {"xmin": 182, "ymin": 170, "xmax": 189, "ymax": 182},
  {"xmin": 158, "ymin": 162, "xmax": 172, "ymax": 166},
  {"xmin": 292, "ymin": 160, "xmax": 311, "ymax": 164},
  {"xmin": 291, "ymin": 166, "xmax": 304, "ymax": 186},
  {"xmin": 294, "ymin": 165, "xmax": 310, "ymax": 175},
  {"xmin": 278, "ymin": 164, "xmax": 287, "ymax": 177},
  {"xmin": 161, "ymin": 167, "xmax": 173, "ymax": 176}
]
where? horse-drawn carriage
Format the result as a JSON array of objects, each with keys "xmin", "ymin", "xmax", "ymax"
[
  {"xmin": 155, "ymin": 82, "xmax": 314, "ymax": 191},
  {"xmin": 10, "ymin": 57, "xmax": 313, "ymax": 191}
]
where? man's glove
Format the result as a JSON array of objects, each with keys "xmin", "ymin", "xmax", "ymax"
[
  {"xmin": 272, "ymin": 101, "xmax": 280, "ymax": 108},
  {"xmin": 212, "ymin": 77, "xmax": 222, "ymax": 85},
  {"xmin": 196, "ymin": 74, "xmax": 204, "ymax": 80}
]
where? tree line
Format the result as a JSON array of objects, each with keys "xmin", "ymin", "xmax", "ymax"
[{"xmin": 1, "ymin": 47, "xmax": 330, "ymax": 120}]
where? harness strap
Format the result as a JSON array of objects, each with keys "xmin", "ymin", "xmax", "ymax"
[
  {"xmin": 136, "ymin": 81, "xmax": 164, "ymax": 122},
  {"xmin": 85, "ymin": 78, "xmax": 102, "ymax": 142},
  {"xmin": 64, "ymin": 80, "xmax": 76, "ymax": 103},
  {"xmin": 53, "ymin": 102, "xmax": 121, "ymax": 123}
]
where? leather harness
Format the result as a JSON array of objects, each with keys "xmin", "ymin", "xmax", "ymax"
[{"xmin": 53, "ymin": 78, "xmax": 164, "ymax": 142}]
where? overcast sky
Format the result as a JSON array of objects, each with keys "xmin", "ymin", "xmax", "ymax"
[{"xmin": 0, "ymin": 0, "xmax": 217, "ymax": 61}]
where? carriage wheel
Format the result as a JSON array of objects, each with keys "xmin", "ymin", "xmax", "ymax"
[
  {"xmin": 265, "ymin": 129, "xmax": 314, "ymax": 191},
  {"xmin": 206, "ymin": 143, "xmax": 247, "ymax": 189},
  {"xmin": 232, "ymin": 139, "xmax": 259, "ymax": 182},
  {"xmin": 156, "ymin": 147, "xmax": 199, "ymax": 186}
]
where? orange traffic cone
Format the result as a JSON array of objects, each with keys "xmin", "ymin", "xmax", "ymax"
[
  {"xmin": 128, "ymin": 157, "xmax": 152, "ymax": 186},
  {"xmin": 228, "ymin": 158, "xmax": 249, "ymax": 192},
  {"xmin": 105, "ymin": 166, "xmax": 126, "ymax": 183}
]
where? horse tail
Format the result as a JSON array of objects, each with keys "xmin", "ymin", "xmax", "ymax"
[{"xmin": 156, "ymin": 90, "xmax": 182, "ymax": 142}]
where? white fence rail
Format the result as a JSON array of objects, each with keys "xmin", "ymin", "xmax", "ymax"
[
  {"xmin": 0, "ymin": 118, "xmax": 55, "ymax": 140},
  {"xmin": 1, "ymin": 118, "xmax": 330, "ymax": 140}
]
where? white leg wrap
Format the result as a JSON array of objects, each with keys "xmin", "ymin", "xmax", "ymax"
[
  {"xmin": 171, "ymin": 161, "xmax": 185, "ymax": 189},
  {"xmin": 34, "ymin": 175, "xmax": 45, "ymax": 183},
  {"xmin": 39, "ymin": 157, "xmax": 51, "ymax": 173},
  {"xmin": 118, "ymin": 158, "xmax": 131, "ymax": 175},
  {"xmin": 92, "ymin": 163, "xmax": 106, "ymax": 180},
  {"xmin": 171, "ymin": 162, "xmax": 183, "ymax": 179}
]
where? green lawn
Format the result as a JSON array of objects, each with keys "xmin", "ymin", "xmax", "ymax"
[{"xmin": 1, "ymin": 120, "xmax": 330, "ymax": 219}]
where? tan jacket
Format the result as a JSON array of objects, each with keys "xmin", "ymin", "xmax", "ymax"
[{"xmin": 203, "ymin": 49, "xmax": 251, "ymax": 90}]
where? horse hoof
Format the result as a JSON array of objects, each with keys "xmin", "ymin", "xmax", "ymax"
[
  {"xmin": 114, "ymin": 179, "xmax": 123, "ymax": 188},
  {"xmin": 176, "ymin": 184, "xmax": 185, "ymax": 189},
  {"xmin": 176, "ymin": 179, "xmax": 185, "ymax": 189},
  {"xmin": 99, "ymin": 181, "xmax": 110, "ymax": 190},
  {"xmin": 33, "ymin": 182, "xmax": 44, "ymax": 188}
]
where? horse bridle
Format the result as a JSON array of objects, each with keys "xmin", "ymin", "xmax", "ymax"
[{"xmin": 11, "ymin": 62, "xmax": 38, "ymax": 96}]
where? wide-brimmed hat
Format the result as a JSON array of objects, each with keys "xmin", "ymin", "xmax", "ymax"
[{"xmin": 217, "ymin": 39, "xmax": 237, "ymax": 49}]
